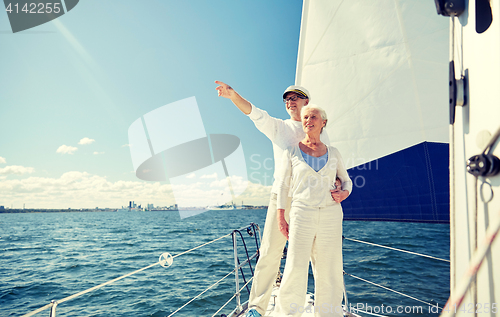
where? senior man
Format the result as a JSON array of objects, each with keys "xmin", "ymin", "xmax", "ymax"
[{"xmin": 215, "ymin": 80, "xmax": 330, "ymax": 317}]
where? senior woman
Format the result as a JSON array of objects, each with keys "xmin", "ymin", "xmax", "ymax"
[{"xmin": 275, "ymin": 104, "xmax": 352, "ymax": 317}]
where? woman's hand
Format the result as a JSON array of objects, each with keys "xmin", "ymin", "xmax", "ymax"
[
  {"xmin": 331, "ymin": 189, "xmax": 349, "ymax": 203},
  {"xmin": 277, "ymin": 208, "xmax": 289, "ymax": 240}
]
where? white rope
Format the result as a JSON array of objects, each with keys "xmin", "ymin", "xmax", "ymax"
[
  {"xmin": 21, "ymin": 230, "xmax": 237, "ymax": 317},
  {"xmin": 212, "ymin": 290, "xmax": 239, "ymax": 317},
  {"xmin": 21, "ymin": 261, "xmax": 162, "ymax": 317},
  {"xmin": 440, "ymin": 209, "xmax": 500, "ymax": 317},
  {"xmin": 173, "ymin": 232, "xmax": 232, "ymax": 258},
  {"xmin": 345, "ymin": 273, "xmax": 441, "ymax": 310},
  {"xmin": 211, "ymin": 276, "xmax": 254, "ymax": 317},
  {"xmin": 172, "ymin": 224, "xmax": 256, "ymax": 259},
  {"xmin": 344, "ymin": 237, "xmax": 450, "ymax": 262},
  {"xmin": 167, "ymin": 268, "xmax": 238, "ymax": 317},
  {"xmin": 349, "ymin": 309, "xmax": 389, "ymax": 317},
  {"xmin": 21, "ymin": 303, "xmax": 54, "ymax": 317},
  {"xmin": 61, "ymin": 262, "xmax": 160, "ymax": 304}
]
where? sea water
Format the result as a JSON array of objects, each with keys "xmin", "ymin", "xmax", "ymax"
[{"xmin": 0, "ymin": 210, "xmax": 449, "ymax": 316}]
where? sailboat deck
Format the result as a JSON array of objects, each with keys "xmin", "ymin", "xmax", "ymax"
[{"xmin": 232, "ymin": 286, "xmax": 360, "ymax": 317}]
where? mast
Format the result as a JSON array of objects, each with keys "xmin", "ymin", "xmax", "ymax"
[{"xmin": 439, "ymin": 0, "xmax": 500, "ymax": 314}]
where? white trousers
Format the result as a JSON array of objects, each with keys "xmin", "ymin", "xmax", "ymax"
[
  {"xmin": 248, "ymin": 193, "xmax": 291, "ymax": 315},
  {"xmin": 275, "ymin": 205, "xmax": 344, "ymax": 317}
]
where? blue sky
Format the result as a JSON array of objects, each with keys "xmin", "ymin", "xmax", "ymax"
[{"xmin": 0, "ymin": 0, "xmax": 304, "ymax": 209}]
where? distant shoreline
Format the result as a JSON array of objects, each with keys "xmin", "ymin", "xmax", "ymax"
[
  {"xmin": 0, "ymin": 208, "xmax": 118, "ymax": 214},
  {"xmin": 0, "ymin": 207, "xmax": 268, "ymax": 214}
]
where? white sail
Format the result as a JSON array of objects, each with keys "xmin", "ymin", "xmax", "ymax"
[
  {"xmin": 296, "ymin": 0, "xmax": 449, "ymax": 168},
  {"xmin": 295, "ymin": 0, "xmax": 500, "ymax": 312}
]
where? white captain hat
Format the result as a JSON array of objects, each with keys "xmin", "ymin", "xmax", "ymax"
[{"xmin": 283, "ymin": 85, "xmax": 310, "ymax": 100}]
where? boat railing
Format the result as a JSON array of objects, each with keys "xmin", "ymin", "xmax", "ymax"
[
  {"xmin": 210, "ymin": 230, "xmax": 452, "ymax": 317},
  {"xmin": 20, "ymin": 223, "xmax": 261, "ymax": 317},
  {"xmin": 170, "ymin": 222, "xmax": 261, "ymax": 317},
  {"xmin": 20, "ymin": 222, "xmax": 451, "ymax": 317},
  {"xmin": 341, "ymin": 235, "xmax": 450, "ymax": 316}
]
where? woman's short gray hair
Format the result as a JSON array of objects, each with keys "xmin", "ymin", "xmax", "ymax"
[{"xmin": 301, "ymin": 104, "xmax": 328, "ymax": 132}]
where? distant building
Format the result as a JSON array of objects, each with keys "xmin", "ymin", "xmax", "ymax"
[{"xmin": 0, "ymin": 206, "xmax": 4, "ymax": 210}]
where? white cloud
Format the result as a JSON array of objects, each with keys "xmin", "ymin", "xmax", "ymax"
[
  {"xmin": 0, "ymin": 156, "xmax": 6, "ymax": 164},
  {"xmin": 78, "ymin": 137, "xmax": 95, "ymax": 145},
  {"xmin": 186, "ymin": 173, "xmax": 195, "ymax": 179},
  {"xmin": 0, "ymin": 171, "xmax": 272, "ymax": 209},
  {"xmin": 0, "ymin": 165, "xmax": 35, "ymax": 175},
  {"xmin": 56, "ymin": 145, "xmax": 78, "ymax": 155},
  {"xmin": 0, "ymin": 172, "xmax": 175, "ymax": 209},
  {"xmin": 209, "ymin": 175, "xmax": 248, "ymax": 192},
  {"xmin": 200, "ymin": 173, "xmax": 217, "ymax": 179},
  {"xmin": 238, "ymin": 181, "xmax": 273, "ymax": 205},
  {"xmin": 93, "ymin": 151, "xmax": 105, "ymax": 155}
]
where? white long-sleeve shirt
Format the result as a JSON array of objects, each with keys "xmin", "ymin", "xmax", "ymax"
[
  {"xmin": 277, "ymin": 145, "xmax": 352, "ymax": 210},
  {"xmin": 247, "ymin": 104, "xmax": 330, "ymax": 194}
]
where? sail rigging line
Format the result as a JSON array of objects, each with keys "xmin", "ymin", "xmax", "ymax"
[
  {"xmin": 233, "ymin": 229, "xmax": 255, "ymax": 294},
  {"xmin": 21, "ymin": 303, "xmax": 55, "ymax": 317},
  {"xmin": 172, "ymin": 232, "xmax": 233, "ymax": 258},
  {"xmin": 482, "ymin": 126, "xmax": 500, "ymax": 155},
  {"xmin": 441, "ymin": 209, "xmax": 500, "ymax": 317},
  {"xmin": 249, "ymin": 223, "xmax": 261, "ymax": 262},
  {"xmin": 344, "ymin": 272, "xmax": 442, "ymax": 310},
  {"xmin": 169, "ymin": 252, "xmax": 257, "ymax": 317},
  {"xmin": 21, "ymin": 261, "xmax": 162, "ymax": 317},
  {"xmin": 454, "ymin": 16, "xmax": 464, "ymax": 79},
  {"xmin": 211, "ymin": 276, "xmax": 255, "ymax": 317},
  {"xmin": 348, "ymin": 307, "xmax": 389, "ymax": 317},
  {"xmin": 167, "ymin": 268, "xmax": 238, "ymax": 317},
  {"xmin": 172, "ymin": 224, "xmax": 258, "ymax": 260},
  {"xmin": 350, "ymin": 310, "xmax": 389, "ymax": 317},
  {"xmin": 449, "ymin": 17, "xmax": 456, "ymax": 292},
  {"xmin": 343, "ymin": 237, "xmax": 450, "ymax": 262},
  {"xmin": 235, "ymin": 229, "xmax": 256, "ymax": 276},
  {"xmin": 450, "ymin": 126, "xmax": 456, "ymax": 288},
  {"xmin": 473, "ymin": 175, "xmax": 479, "ymax": 310},
  {"xmin": 170, "ymin": 225, "xmax": 261, "ymax": 317}
]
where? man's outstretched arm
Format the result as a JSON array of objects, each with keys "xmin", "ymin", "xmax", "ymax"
[{"xmin": 215, "ymin": 80, "xmax": 252, "ymax": 115}]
